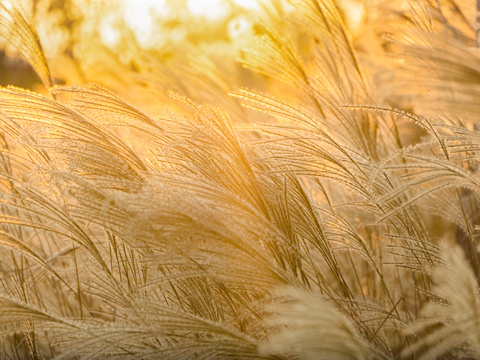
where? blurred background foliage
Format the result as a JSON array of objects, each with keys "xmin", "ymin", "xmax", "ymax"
[
  {"xmin": 1, "ymin": 0, "xmax": 285, "ymax": 109},
  {"xmin": 0, "ymin": 0, "xmax": 385, "ymax": 115}
]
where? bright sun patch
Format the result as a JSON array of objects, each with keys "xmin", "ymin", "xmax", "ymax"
[
  {"xmin": 99, "ymin": 0, "xmax": 263, "ymax": 49},
  {"xmin": 232, "ymin": 0, "xmax": 261, "ymax": 9},
  {"xmin": 123, "ymin": 0, "xmax": 167, "ymax": 46},
  {"xmin": 187, "ymin": 0, "xmax": 231, "ymax": 19}
]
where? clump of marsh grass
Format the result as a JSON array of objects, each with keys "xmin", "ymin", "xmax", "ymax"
[{"xmin": 0, "ymin": 0, "xmax": 479, "ymax": 358}]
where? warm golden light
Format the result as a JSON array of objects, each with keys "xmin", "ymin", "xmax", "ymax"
[
  {"xmin": 97, "ymin": 0, "xmax": 263, "ymax": 49},
  {"xmin": 232, "ymin": 0, "xmax": 261, "ymax": 10},
  {"xmin": 1, "ymin": 0, "xmax": 479, "ymax": 358},
  {"xmin": 187, "ymin": 0, "xmax": 231, "ymax": 18},
  {"xmin": 122, "ymin": 0, "xmax": 167, "ymax": 46}
]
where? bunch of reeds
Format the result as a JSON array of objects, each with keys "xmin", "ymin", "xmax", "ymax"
[{"xmin": 0, "ymin": 0, "xmax": 479, "ymax": 358}]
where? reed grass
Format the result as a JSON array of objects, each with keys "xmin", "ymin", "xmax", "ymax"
[{"xmin": 0, "ymin": 0, "xmax": 479, "ymax": 358}]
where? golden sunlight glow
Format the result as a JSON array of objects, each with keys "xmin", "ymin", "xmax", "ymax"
[
  {"xmin": 0, "ymin": 0, "xmax": 13, "ymax": 22},
  {"xmin": 98, "ymin": 0, "xmax": 265, "ymax": 50},
  {"xmin": 94, "ymin": 0, "xmax": 359, "ymax": 50},
  {"xmin": 105, "ymin": 0, "xmax": 261, "ymax": 48},
  {"xmin": 123, "ymin": 0, "xmax": 167, "ymax": 46},
  {"xmin": 187, "ymin": 0, "xmax": 231, "ymax": 19},
  {"xmin": 232, "ymin": 0, "xmax": 261, "ymax": 10},
  {"xmin": 100, "ymin": 14, "xmax": 121, "ymax": 47}
]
